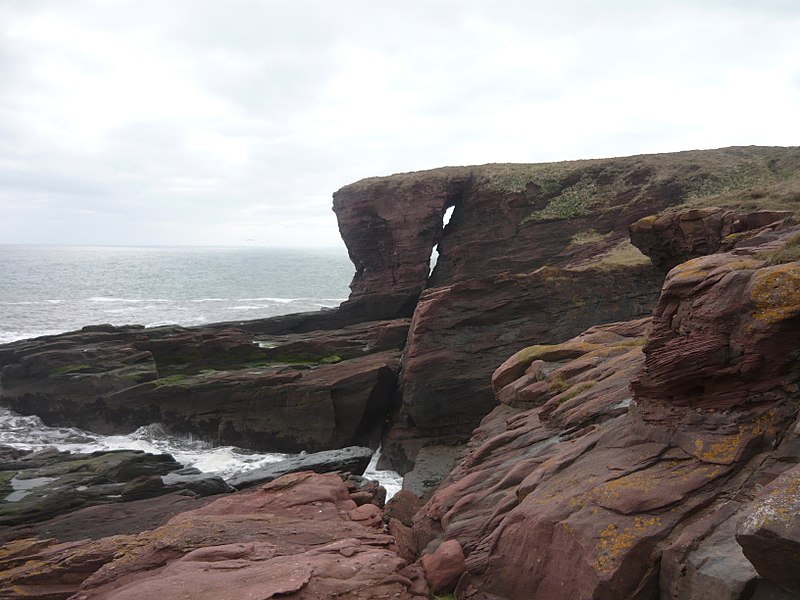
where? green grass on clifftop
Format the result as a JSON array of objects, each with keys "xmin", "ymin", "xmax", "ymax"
[{"xmin": 340, "ymin": 146, "xmax": 800, "ymax": 223}]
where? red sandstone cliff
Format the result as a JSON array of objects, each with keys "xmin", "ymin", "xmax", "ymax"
[
  {"xmin": 2, "ymin": 146, "xmax": 800, "ymax": 599},
  {"xmin": 332, "ymin": 146, "xmax": 800, "ymax": 471}
]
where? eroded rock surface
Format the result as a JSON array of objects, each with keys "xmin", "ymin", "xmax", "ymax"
[
  {"xmin": 405, "ymin": 227, "xmax": 800, "ymax": 599},
  {"xmin": 0, "ymin": 447, "xmax": 228, "ymax": 528},
  {"xmin": 629, "ymin": 206, "xmax": 794, "ymax": 270},
  {"xmin": 334, "ymin": 147, "xmax": 800, "ymax": 468},
  {"xmin": 0, "ymin": 472, "xmax": 424, "ymax": 600},
  {"xmin": 0, "ymin": 319, "xmax": 408, "ymax": 453}
]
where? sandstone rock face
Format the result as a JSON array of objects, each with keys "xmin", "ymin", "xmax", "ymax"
[
  {"xmin": 0, "ymin": 318, "xmax": 408, "ymax": 453},
  {"xmin": 0, "ymin": 472, "xmax": 424, "ymax": 600},
  {"xmin": 382, "ymin": 264, "xmax": 659, "ymax": 471},
  {"xmin": 333, "ymin": 147, "xmax": 800, "ymax": 469},
  {"xmin": 629, "ymin": 207, "xmax": 794, "ymax": 270},
  {"xmin": 405, "ymin": 227, "xmax": 800, "ymax": 599}
]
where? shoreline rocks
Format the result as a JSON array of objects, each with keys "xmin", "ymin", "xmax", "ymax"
[{"xmin": 2, "ymin": 146, "xmax": 800, "ymax": 598}]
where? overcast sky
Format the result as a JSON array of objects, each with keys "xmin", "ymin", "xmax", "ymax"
[{"xmin": 1, "ymin": 1, "xmax": 799, "ymax": 247}]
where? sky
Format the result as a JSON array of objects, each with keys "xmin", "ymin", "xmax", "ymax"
[{"xmin": 1, "ymin": 1, "xmax": 799, "ymax": 248}]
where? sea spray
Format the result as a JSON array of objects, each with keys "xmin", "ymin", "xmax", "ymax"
[{"xmin": 0, "ymin": 407, "xmax": 402, "ymax": 497}]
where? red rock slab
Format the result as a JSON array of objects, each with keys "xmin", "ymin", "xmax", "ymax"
[
  {"xmin": 0, "ymin": 473, "xmax": 417, "ymax": 600},
  {"xmin": 76, "ymin": 539, "xmax": 410, "ymax": 600}
]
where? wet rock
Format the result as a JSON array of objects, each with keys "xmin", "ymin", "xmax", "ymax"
[
  {"xmin": 226, "ymin": 446, "xmax": 374, "ymax": 490},
  {"xmin": 0, "ymin": 320, "xmax": 408, "ymax": 453},
  {"xmin": 0, "ymin": 449, "xmax": 208, "ymax": 527},
  {"xmin": 401, "ymin": 445, "xmax": 465, "ymax": 500}
]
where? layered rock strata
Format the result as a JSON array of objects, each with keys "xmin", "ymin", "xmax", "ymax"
[
  {"xmin": 333, "ymin": 147, "xmax": 800, "ymax": 469},
  {"xmin": 0, "ymin": 319, "xmax": 408, "ymax": 453},
  {"xmin": 0, "ymin": 472, "xmax": 428, "ymax": 600},
  {"xmin": 403, "ymin": 226, "xmax": 800, "ymax": 598}
]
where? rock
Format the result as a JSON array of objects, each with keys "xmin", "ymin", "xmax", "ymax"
[
  {"xmin": 420, "ymin": 539, "xmax": 466, "ymax": 594},
  {"xmin": 405, "ymin": 226, "xmax": 800, "ymax": 598},
  {"xmin": 349, "ymin": 503, "xmax": 383, "ymax": 528},
  {"xmin": 0, "ymin": 491, "xmax": 217, "ymax": 544},
  {"xmin": 0, "ymin": 448, "xmax": 219, "ymax": 527},
  {"xmin": 660, "ymin": 502, "xmax": 761, "ymax": 600},
  {"xmin": 332, "ymin": 148, "xmax": 800, "ymax": 471},
  {"xmin": 0, "ymin": 472, "xmax": 417, "ymax": 600},
  {"xmin": 631, "ymin": 230, "xmax": 800, "ymax": 417},
  {"xmin": 381, "ymin": 265, "xmax": 660, "ymax": 471},
  {"xmin": 629, "ymin": 207, "xmax": 794, "ymax": 270},
  {"xmin": 737, "ymin": 463, "xmax": 800, "ymax": 594},
  {"xmin": 384, "ymin": 490, "xmax": 425, "ymax": 527},
  {"xmin": 160, "ymin": 471, "xmax": 233, "ymax": 496},
  {"xmin": 226, "ymin": 446, "xmax": 374, "ymax": 489},
  {"xmin": 341, "ymin": 473, "xmax": 387, "ymax": 508},
  {"xmin": 401, "ymin": 445, "xmax": 465, "ymax": 500},
  {"xmin": 0, "ymin": 320, "xmax": 408, "ymax": 453}
]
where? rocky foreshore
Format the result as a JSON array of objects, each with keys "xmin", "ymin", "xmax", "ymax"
[{"xmin": 2, "ymin": 146, "xmax": 800, "ymax": 599}]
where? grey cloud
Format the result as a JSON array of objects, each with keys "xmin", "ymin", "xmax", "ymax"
[{"xmin": 1, "ymin": 1, "xmax": 799, "ymax": 246}]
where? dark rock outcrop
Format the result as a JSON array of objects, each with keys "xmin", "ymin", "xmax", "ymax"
[
  {"xmin": 0, "ymin": 319, "xmax": 408, "ymax": 453},
  {"xmin": 0, "ymin": 447, "xmax": 229, "ymax": 529},
  {"xmin": 227, "ymin": 445, "xmax": 373, "ymax": 489}
]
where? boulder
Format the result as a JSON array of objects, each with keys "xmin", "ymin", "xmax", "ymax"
[
  {"xmin": 420, "ymin": 539, "xmax": 466, "ymax": 594},
  {"xmin": 226, "ymin": 446, "xmax": 374, "ymax": 490}
]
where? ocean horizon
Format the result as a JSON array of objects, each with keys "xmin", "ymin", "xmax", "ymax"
[
  {"xmin": 0, "ymin": 244, "xmax": 403, "ymax": 496},
  {"xmin": 0, "ymin": 244, "xmax": 355, "ymax": 344}
]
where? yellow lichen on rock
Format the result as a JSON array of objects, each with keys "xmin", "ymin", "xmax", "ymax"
[
  {"xmin": 749, "ymin": 263, "xmax": 800, "ymax": 323},
  {"xmin": 593, "ymin": 516, "xmax": 662, "ymax": 575}
]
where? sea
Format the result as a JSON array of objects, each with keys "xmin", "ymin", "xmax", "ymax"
[{"xmin": 0, "ymin": 245, "xmax": 402, "ymax": 496}]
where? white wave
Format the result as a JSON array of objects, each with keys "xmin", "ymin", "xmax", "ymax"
[
  {"xmin": 88, "ymin": 297, "xmax": 172, "ymax": 303},
  {"xmin": 0, "ymin": 329, "xmax": 69, "ymax": 344},
  {"xmin": 363, "ymin": 447, "xmax": 402, "ymax": 500},
  {"xmin": 191, "ymin": 298, "xmax": 230, "ymax": 303},
  {"xmin": 238, "ymin": 297, "xmax": 299, "ymax": 303},
  {"xmin": 0, "ymin": 408, "xmax": 402, "ymax": 497},
  {"xmin": 228, "ymin": 305, "xmax": 266, "ymax": 311}
]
